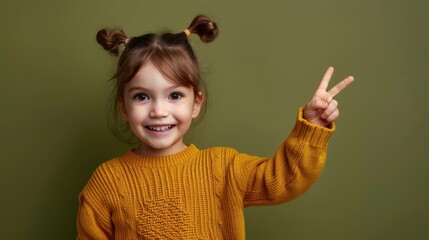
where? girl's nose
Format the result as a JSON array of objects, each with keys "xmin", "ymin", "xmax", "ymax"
[{"xmin": 149, "ymin": 101, "xmax": 169, "ymax": 118}]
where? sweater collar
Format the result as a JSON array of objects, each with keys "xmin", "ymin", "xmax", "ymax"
[{"xmin": 120, "ymin": 144, "xmax": 199, "ymax": 168}]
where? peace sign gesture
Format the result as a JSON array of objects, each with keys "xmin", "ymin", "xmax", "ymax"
[{"xmin": 303, "ymin": 66, "xmax": 354, "ymax": 127}]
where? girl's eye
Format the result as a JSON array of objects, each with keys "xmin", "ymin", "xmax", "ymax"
[
  {"xmin": 169, "ymin": 92, "xmax": 184, "ymax": 100},
  {"xmin": 134, "ymin": 93, "xmax": 149, "ymax": 101}
]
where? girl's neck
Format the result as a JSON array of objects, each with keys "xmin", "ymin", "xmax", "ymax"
[
  {"xmin": 133, "ymin": 142, "xmax": 188, "ymax": 157},
  {"xmin": 123, "ymin": 144, "xmax": 199, "ymax": 168}
]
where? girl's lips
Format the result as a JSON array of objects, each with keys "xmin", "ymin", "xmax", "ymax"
[{"xmin": 145, "ymin": 125, "xmax": 174, "ymax": 132}]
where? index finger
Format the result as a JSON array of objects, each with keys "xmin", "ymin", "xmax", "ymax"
[
  {"xmin": 328, "ymin": 76, "xmax": 354, "ymax": 97},
  {"xmin": 317, "ymin": 66, "xmax": 334, "ymax": 91}
]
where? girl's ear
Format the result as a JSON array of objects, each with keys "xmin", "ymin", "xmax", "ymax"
[
  {"xmin": 192, "ymin": 92, "xmax": 204, "ymax": 118},
  {"xmin": 120, "ymin": 100, "xmax": 129, "ymax": 121}
]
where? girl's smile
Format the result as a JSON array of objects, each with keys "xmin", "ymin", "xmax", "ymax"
[
  {"xmin": 146, "ymin": 125, "xmax": 175, "ymax": 132},
  {"xmin": 144, "ymin": 125, "xmax": 176, "ymax": 137},
  {"xmin": 121, "ymin": 63, "xmax": 203, "ymax": 157}
]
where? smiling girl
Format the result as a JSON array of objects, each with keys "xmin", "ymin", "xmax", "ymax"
[{"xmin": 76, "ymin": 15, "xmax": 353, "ymax": 239}]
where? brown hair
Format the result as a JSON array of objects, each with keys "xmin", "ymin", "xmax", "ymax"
[{"xmin": 96, "ymin": 15, "xmax": 219, "ymax": 142}]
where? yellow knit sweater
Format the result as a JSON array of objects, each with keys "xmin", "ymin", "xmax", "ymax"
[{"xmin": 77, "ymin": 109, "xmax": 334, "ymax": 239}]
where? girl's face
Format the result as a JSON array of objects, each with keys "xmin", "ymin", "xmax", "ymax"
[{"xmin": 121, "ymin": 63, "xmax": 203, "ymax": 156}]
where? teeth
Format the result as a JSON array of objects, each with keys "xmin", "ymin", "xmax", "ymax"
[{"xmin": 147, "ymin": 125, "xmax": 173, "ymax": 132}]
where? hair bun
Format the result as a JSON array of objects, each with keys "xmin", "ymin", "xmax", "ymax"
[
  {"xmin": 96, "ymin": 28, "xmax": 128, "ymax": 55},
  {"xmin": 186, "ymin": 15, "xmax": 219, "ymax": 43}
]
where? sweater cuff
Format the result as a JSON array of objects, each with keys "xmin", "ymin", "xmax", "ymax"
[{"xmin": 290, "ymin": 107, "xmax": 335, "ymax": 148}]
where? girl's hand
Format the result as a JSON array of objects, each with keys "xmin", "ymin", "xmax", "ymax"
[{"xmin": 303, "ymin": 66, "xmax": 354, "ymax": 127}]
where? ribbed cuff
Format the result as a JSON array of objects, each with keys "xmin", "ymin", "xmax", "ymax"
[{"xmin": 290, "ymin": 107, "xmax": 335, "ymax": 148}]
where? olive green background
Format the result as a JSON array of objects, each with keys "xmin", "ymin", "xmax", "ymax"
[{"xmin": 1, "ymin": 0, "xmax": 428, "ymax": 239}]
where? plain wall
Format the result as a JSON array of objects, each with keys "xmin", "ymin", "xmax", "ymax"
[{"xmin": 1, "ymin": 0, "xmax": 428, "ymax": 239}]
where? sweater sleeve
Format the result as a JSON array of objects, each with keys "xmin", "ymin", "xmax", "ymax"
[
  {"xmin": 240, "ymin": 107, "xmax": 335, "ymax": 207},
  {"xmin": 76, "ymin": 163, "xmax": 115, "ymax": 240}
]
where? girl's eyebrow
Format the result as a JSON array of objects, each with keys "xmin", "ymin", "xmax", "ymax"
[
  {"xmin": 127, "ymin": 86, "xmax": 149, "ymax": 93},
  {"xmin": 127, "ymin": 85, "xmax": 187, "ymax": 93}
]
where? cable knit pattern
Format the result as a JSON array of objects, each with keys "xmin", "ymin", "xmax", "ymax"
[{"xmin": 77, "ymin": 108, "xmax": 334, "ymax": 240}]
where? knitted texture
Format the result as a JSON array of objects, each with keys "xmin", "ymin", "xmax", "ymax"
[{"xmin": 77, "ymin": 108, "xmax": 334, "ymax": 240}]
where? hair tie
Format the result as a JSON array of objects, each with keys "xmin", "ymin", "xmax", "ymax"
[
  {"xmin": 183, "ymin": 29, "xmax": 191, "ymax": 37},
  {"xmin": 124, "ymin": 38, "xmax": 130, "ymax": 46}
]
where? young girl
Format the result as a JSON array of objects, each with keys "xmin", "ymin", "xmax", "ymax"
[{"xmin": 77, "ymin": 15, "xmax": 353, "ymax": 239}]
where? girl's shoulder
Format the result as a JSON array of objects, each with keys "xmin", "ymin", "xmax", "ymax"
[
  {"xmin": 88, "ymin": 158, "xmax": 121, "ymax": 180},
  {"xmin": 198, "ymin": 146, "xmax": 259, "ymax": 165},
  {"xmin": 200, "ymin": 146, "xmax": 239, "ymax": 158}
]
